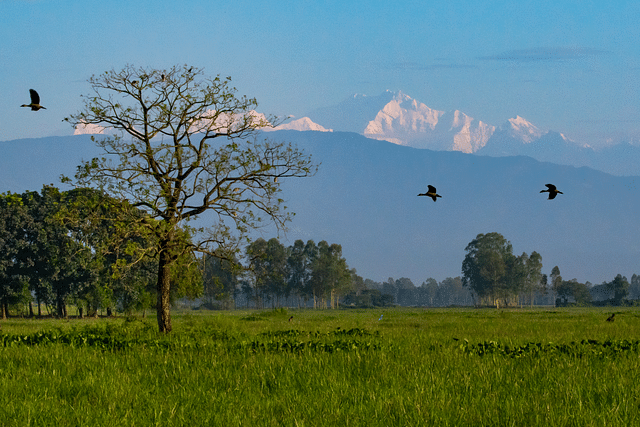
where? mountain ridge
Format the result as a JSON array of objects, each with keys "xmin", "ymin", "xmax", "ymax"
[{"xmin": 305, "ymin": 91, "xmax": 640, "ymax": 176}]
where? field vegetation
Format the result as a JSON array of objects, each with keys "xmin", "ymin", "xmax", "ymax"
[{"xmin": 1, "ymin": 307, "xmax": 639, "ymax": 426}]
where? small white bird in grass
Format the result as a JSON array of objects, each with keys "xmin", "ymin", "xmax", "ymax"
[{"xmin": 378, "ymin": 314, "xmax": 383, "ymax": 321}]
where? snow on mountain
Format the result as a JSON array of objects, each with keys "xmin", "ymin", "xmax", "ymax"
[
  {"xmin": 426, "ymin": 110, "xmax": 495, "ymax": 153},
  {"xmin": 308, "ymin": 90, "xmax": 500, "ymax": 153},
  {"xmin": 74, "ymin": 121, "xmax": 107, "ymax": 135},
  {"xmin": 266, "ymin": 117, "xmax": 332, "ymax": 132},
  {"xmin": 502, "ymin": 115, "xmax": 543, "ymax": 143},
  {"xmin": 306, "ymin": 91, "xmax": 398, "ymax": 134},
  {"xmin": 362, "ymin": 91, "xmax": 444, "ymax": 145},
  {"xmin": 357, "ymin": 92, "xmax": 496, "ymax": 153}
]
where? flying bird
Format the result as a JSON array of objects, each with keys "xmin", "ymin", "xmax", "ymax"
[
  {"xmin": 540, "ymin": 183, "xmax": 563, "ymax": 200},
  {"xmin": 418, "ymin": 185, "xmax": 442, "ymax": 202},
  {"xmin": 20, "ymin": 89, "xmax": 46, "ymax": 111},
  {"xmin": 378, "ymin": 314, "xmax": 383, "ymax": 321},
  {"xmin": 606, "ymin": 313, "xmax": 615, "ymax": 322}
]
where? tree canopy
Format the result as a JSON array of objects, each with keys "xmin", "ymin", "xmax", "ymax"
[
  {"xmin": 64, "ymin": 64, "xmax": 317, "ymax": 332},
  {"xmin": 461, "ymin": 232, "xmax": 544, "ymax": 308}
]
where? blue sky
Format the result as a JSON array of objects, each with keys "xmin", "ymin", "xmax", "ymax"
[{"xmin": 1, "ymin": 0, "xmax": 639, "ymax": 147}]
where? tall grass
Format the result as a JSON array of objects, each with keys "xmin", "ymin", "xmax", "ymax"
[{"xmin": 1, "ymin": 307, "xmax": 639, "ymax": 426}]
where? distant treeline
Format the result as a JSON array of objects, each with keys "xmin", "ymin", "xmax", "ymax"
[{"xmin": 2, "ymin": 187, "xmax": 638, "ymax": 318}]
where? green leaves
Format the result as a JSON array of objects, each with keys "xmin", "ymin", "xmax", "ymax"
[{"xmin": 457, "ymin": 338, "xmax": 640, "ymax": 358}]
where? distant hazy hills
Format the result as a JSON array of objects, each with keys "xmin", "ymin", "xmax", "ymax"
[
  {"xmin": 304, "ymin": 90, "xmax": 640, "ymax": 177},
  {"xmin": 2, "ymin": 131, "xmax": 639, "ymax": 285}
]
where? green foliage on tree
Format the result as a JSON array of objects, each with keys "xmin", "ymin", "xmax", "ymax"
[
  {"xmin": 461, "ymin": 232, "xmax": 544, "ymax": 308},
  {"xmin": 202, "ymin": 254, "xmax": 239, "ymax": 309},
  {"xmin": 606, "ymin": 274, "xmax": 629, "ymax": 305},
  {"xmin": 239, "ymin": 239, "xmax": 353, "ymax": 309},
  {"xmin": 287, "ymin": 239, "xmax": 317, "ymax": 307},
  {"xmin": 64, "ymin": 64, "xmax": 316, "ymax": 332},
  {"xmin": 246, "ymin": 238, "xmax": 288, "ymax": 308},
  {"xmin": 310, "ymin": 241, "xmax": 351, "ymax": 309}
]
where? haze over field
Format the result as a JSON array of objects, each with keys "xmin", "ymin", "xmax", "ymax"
[{"xmin": 2, "ymin": 131, "xmax": 639, "ymax": 286}]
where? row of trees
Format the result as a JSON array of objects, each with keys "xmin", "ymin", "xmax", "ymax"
[
  {"xmin": 0, "ymin": 186, "xmax": 201, "ymax": 319},
  {"xmin": 202, "ymin": 238, "xmax": 354, "ymax": 309},
  {"xmin": 460, "ymin": 232, "xmax": 640, "ymax": 307},
  {"xmin": 552, "ymin": 270, "xmax": 640, "ymax": 306},
  {"xmin": 3, "ymin": 198, "xmax": 636, "ymax": 317}
]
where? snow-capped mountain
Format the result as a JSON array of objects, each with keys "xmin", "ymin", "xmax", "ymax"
[
  {"xmin": 74, "ymin": 121, "xmax": 107, "ymax": 135},
  {"xmin": 306, "ymin": 91, "xmax": 400, "ymax": 134},
  {"xmin": 362, "ymin": 91, "xmax": 443, "ymax": 145},
  {"xmin": 418, "ymin": 109, "xmax": 495, "ymax": 153},
  {"xmin": 306, "ymin": 90, "xmax": 547, "ymax": 154},
  {"xmin": 503, "ymin": 115, "xmax": 544, "ymax": 143},
  {"xmin": 304, "ymin": 90, "xmax": 640, "ymax": 175},
  {"xmin": 265, "ymin": 117, "xmax": 332, "ymax": 132}
]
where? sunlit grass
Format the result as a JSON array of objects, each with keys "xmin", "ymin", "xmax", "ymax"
[{"xmin": 1, "ymin": 307, "xmax": 639, "ymax": 426}]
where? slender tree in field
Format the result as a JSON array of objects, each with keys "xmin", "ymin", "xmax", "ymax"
[
  {"xmin": 550, "ymin": 266, "xmax": 562, "ymax": 307},
  {"xmin": 64, "ymin": 64, "xmax": 316, "ymax": 332}
]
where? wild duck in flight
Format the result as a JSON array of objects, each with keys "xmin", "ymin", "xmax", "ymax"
[
  {"xmin": 20, "ymin": 89, "xmax": 46, "ymax": 111},
  {"xmin": 540, "ymin": 183, "xmax": 563, "ymax": 200},
  {"xmin": 418, "ymin": 185, "xmax": 442, "ymax": 202}
]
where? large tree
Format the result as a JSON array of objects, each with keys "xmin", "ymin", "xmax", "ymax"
[
  {"xmin": 461, "ymin": 232, "xmax": 517, "ymax": 307},
  {"xmin": 65, "ymin": 64, "xmax": 316, "ymax": 332},
  {"xmin": 0, "ymin": 193, "xmax": 31, "ymax": 318},
  {"xmin": 310, "ymin": 241, "xmax": 351, "ymax": 309}
]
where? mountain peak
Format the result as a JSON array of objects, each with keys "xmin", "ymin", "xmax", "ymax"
[
  {"xmin": 362, "ymin": 93, "xmax": 444, "ymax": 145},
  {"xmin": 306, "ymin": 91, "xmax": 564, "ymax": 153},
  {"xmin": 267, "ymin": 117, "xmax": 332, "ymax": 132},
  {"xmin": 503, "ymin": 115, "xmax": 543, "ymax": 143}
]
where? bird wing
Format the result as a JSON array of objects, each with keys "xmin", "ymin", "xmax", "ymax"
[
  {"xmin": 548, "ymin": 192, "xmax": 557, "ymax": 199},
  {"xmin": 427, "ymin": 185, "xmax": 437, "ymax": 193},
  {"xmin": 545, "ymin": 183, "xmax": 557, "ymax": 191},
  {"xmin": 29, "ymin": 89, "xmax": 40, "ymax": 105}
]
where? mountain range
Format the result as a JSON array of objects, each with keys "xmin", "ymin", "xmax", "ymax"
[
  {"xmin": 302, "ymin": 90, "xmax": 640, "ymax": 177},
  {"xmin": 2, "ymin": 131, "xmax": 639, "ymax": 286}
]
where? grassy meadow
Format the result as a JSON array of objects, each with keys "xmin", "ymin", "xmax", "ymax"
[{"xmin": 1, "ymin": 307, "xmax": 640, "ymax": 426}]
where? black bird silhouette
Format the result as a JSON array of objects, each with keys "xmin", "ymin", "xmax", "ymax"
[
  {"xmin": 540, "ymin": 183, "xmax": 563, "ymax": 200},
  {"xmin": 20, "ymin": 89, "xmax": 46, "ymax": 111},
  {"xmin": 418, "ymin": 185, "xmax": 442, "ymax": 202},
  {"xmin": 606, "ymin": 313, "xmax": 615, "ymax": 322},
  {"xmin": 288, "ymin": 316, "xmax": 293, "ymax": 322}
]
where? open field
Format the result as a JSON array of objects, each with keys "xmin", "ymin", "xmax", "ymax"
[{"xmin": 1, "ymin": 307, "xmax": 640, "ymax": 426}]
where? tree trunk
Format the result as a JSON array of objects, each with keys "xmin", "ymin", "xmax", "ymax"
[
  {"xmin": 1, "ymin": 301, "xmax": 6, "ymax": 319},
  {"xmin": 57, "ymin": 298, "xmax": 67, "ymax": 318},
  {"xmin": 156, "ymin": 246, "xmax": 173, "ymax": 333}
]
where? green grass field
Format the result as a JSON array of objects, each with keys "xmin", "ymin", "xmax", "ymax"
[{"xmin": 1, "ymin": 307, "xmax": 639, "ymax": 426}]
